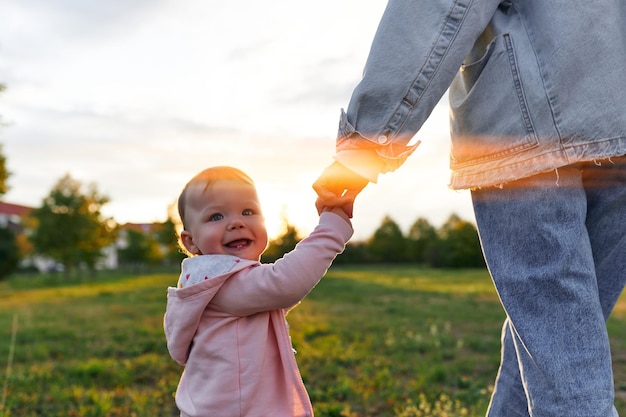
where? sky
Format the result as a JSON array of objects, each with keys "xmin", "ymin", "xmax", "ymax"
[{"xmin": 0, "ymin": 0, "xmax": 474, "ymax": 241}]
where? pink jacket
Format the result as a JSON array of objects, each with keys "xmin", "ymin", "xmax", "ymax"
[{"xmin": 164, "ymin": 212, "xmax": 352, "ymax": 417}]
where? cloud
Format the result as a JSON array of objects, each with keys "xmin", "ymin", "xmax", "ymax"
[
  {"xmin": 3, "ymin": 0, "xmax": 164, "ymax": 43},
  {"xmin": 0, "ymin": 1, "xmax": 474, "ymax": 241}
]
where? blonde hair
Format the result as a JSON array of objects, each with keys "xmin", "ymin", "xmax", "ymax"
[{"xmin": 177, "ymin": 166, "xmax": 256, "ymax": 230}]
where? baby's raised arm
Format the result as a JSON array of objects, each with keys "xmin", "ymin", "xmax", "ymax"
[{"xmin": 321, "ymin": 205, "xmax": 351, "ymax": 224}]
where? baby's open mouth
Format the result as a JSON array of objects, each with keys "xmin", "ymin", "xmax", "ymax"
[{"xmin": 225, "ymin": 239, "xmax": 251, "ymax": 249}]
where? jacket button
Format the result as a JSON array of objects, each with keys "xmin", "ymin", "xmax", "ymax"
[{"xmin": 377, "ymin": 135, "xmax": 388, "ymax": 144}]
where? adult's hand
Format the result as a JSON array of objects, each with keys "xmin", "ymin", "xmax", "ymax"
[{"xmin": 312, "ymin": 161, "xmax": 369, "ymax": 218}]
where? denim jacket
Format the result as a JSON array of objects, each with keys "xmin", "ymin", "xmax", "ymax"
[{"xmin": 335, "ymin": 0, "xmax": 626, "ymax": 189}]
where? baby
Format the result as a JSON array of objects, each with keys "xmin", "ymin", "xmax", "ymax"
[{"xmin": 164, "ymin": 166, "xmax": 352, "ymax": 417}]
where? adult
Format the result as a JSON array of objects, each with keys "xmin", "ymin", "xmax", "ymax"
[{"xmin": 313, "ymin": 1, "xmax": 626, "ymax": 416}]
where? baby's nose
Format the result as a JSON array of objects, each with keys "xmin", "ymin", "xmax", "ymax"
[{"xmin": 228, "ymin": 219, "xmax": 245, "ymax": 230}]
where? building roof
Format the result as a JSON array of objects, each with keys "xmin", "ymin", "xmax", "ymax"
[{"xmin": 0, "ymin": 201, "xmax": 32, "ymax": 217}]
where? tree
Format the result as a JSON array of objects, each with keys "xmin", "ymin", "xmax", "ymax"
[
  {"xmin": 1, "ymin": 85, "xmax": 10, "ymax": 196},
  {"xmin": 333, "ymin": 241, "xmax": 372, "ymax": 264},
  {"xmin": 436, "ymin": 214, "xmax": 485, "ymax": 268},
  {"xmin": 28, "ymin": 174, "xmax": 117, "ymax": 276},
  {"xmin": 406, "ymin": 217, "xmax": 439, "ymax": 265},
  {"xmin": 0, "ymin": 102, "xmax": 19, "ymax": 278},
  {"xmin": 367, "ymin": 215, "xmax": 407, "ymax": 262},
  {"xmin": 261, "ymin": 214, "xmax": 301, "ymax": 263},
  {"xmin": 155, "ymin": 216, "xmax": 186, "ymax": 265},
  {"xmin": 118, "ymin": 228, "xmax": 163, "ymax": 271},
  {"xmin": 0, "ymin": 226, "xmax": 19, "ymax": 280},
  {"xmin": 0, "ymin": 143, "xmax": 9, "ymax": 196}
]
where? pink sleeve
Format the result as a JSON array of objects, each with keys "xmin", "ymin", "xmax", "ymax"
[{"xmin": 210, "ymin": 212, "xmax": 352, "ymax": 316}]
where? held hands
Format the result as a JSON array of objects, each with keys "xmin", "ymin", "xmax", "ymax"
[{"xmin": 313, "ymin": 161, "xmax": 369, "ymax": 218}]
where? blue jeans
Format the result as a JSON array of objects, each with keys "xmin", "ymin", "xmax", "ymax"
[{"xmin": 471, "ymin": 157, "xmax": 626, "ymax": 417}]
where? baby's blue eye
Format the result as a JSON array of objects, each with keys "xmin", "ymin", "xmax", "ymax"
[
  {"xmin": 242, "ymin": 209, "xmax": 253, "ymax": 216},
  {"xmin": 209, "ymin": 213, "xmax": 224, "ymax": 221}
]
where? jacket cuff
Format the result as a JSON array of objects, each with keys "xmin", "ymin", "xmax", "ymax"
[{"xmin": 333, "ymin": 149, "xmax": 383, "ymax": 183}]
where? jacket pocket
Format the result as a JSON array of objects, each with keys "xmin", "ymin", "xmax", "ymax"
[{"xmin": 449, "ymin": 33, "xmax": 539, "ymax": 168}]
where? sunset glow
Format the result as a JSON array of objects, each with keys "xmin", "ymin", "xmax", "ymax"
[{"xmin": 0, "ymin": 1, "xmax": 474, "ymax": 242}]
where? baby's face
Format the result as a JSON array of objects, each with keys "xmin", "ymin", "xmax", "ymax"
[{"xmin": 181, "ymin": 180, "xmax": 268, "ymax": 260}]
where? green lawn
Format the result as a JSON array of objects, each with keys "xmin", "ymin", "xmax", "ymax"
[{"xmin": 1, "ymin": 266, "xmax": 625, "ymax": 416}]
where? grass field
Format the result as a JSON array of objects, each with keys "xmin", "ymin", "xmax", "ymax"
[{"xmin": 1, "ymin": 266, "xmax": 626, "ymax": 416}]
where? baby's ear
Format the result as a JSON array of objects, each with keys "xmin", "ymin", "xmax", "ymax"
[{"xmin": 180, "ymin": 230, "xmax": 201, "ymax": 255}]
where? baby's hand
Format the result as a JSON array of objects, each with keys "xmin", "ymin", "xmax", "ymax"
[{"xmin": 316, "ymin": 197, "xmax": 351, "ymax": 223}]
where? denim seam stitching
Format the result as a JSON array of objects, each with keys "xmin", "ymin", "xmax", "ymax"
[{"xmin": 385, "ymin": 0, "xmax": 473, "ymax": 139}]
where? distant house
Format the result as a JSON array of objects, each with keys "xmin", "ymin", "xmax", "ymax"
[
  {"xmin": 116, "ymin": 222, "xmax": 165, "ymax": 250},
  {"xmin": 0, "ymin": 201, "xmax": 53, "ymax": 271},
  {"xmin": 0, "ymin": 201, "xmax": 168, "ymax": 272},
  {"xmin": 0, "ymin": 201, "xmax": 32, "ymax": 234},
  {"xmin": 85, "ymin": 222, "xmax": 168, "ymax": 270},
  {"xmin": 113, "ymin": 222, "xmax": 168, "ymax": 266},
  {"xmin": 0, "ymin": 201, "xmax": 69, "ymax": 272}
]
